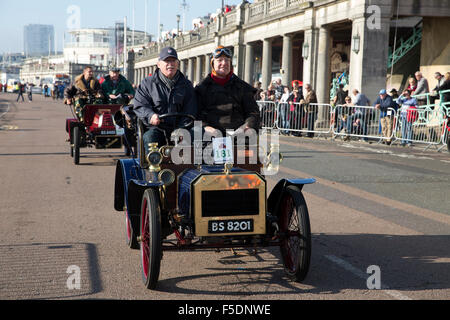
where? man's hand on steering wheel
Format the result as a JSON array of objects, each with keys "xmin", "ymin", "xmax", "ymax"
[
  {"xmin": 149, "ymin": 114, "xmax": 161, "ymax": 126},
  {"xmin": 152, "ymin": 113, "xmax": 195, "ymax": 130}
]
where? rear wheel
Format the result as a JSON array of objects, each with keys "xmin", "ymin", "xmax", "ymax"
[
  {"xmin": 279, "ymin": 185, "xmax": 311, "ymax": 282},
  {"xmin": 73, "ymin": 126, "xmax": 80, "ymax": 165},
  {"xmin": 140, "ymin": 188, "xmax": 162, "ymax": 289}
]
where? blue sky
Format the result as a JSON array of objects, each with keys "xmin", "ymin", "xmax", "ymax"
[{"xmin": 0, "ymin": 0, "xmax": 242, "ymax": 54}]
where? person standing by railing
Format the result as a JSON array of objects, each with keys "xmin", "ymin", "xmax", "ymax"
[
  {"xmin": 374, "ymin": 89, "xmax": 397, "ymax": 145},
  {"xmin": 302, "ymin": 84, "xmax": 317, "ymax": 138},
  {"xmin": 337, "ymin": 96, "xmax": 353, "ymax": 135},
  {"xmin": 288, "ymin": 89, "xmax": 304, "ymax": 136},
  {"xmin": 397, "ymin": 89, "xmax": 418, "ymax": 147},
  {"xmin": 414, "ymin": 71, "xmax": 429, "ymax": 106},
  {"xmin": 440, "ymin": 72, "xmax": 450, "ymax": 104},
  {"xmin": 279, "ymin": 86, "xmax": 291, "ymax": 135},
  {"xmin": 430, "ymin": 72, "xmax": 449, "ymax": 105},
  {"xmin": 407, "ymin": 77, "xmax": 417, "ymax": 95},
  {"xmin": 346, "ymin": 89, "xmax": 370, "ymax": 141}
]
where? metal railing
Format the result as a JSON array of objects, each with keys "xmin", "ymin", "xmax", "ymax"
[
  {"xmin": 256, "ymin": 94, "xmax": 450, "ymax": 152},
  {"xmin": 332, "ymin": 105, "xmax": 396, "ymax": 141}
]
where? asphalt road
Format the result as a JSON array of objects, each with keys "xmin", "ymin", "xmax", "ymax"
[{"xmin": 0, "ymin": 93, "xmax": 449, "ymax": 301}]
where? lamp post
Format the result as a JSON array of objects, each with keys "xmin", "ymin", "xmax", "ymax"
[
  {"xmin": 159, "ymin": 24, "xmax": 163, "ymax": 42},
  {"xmin": 352, "ymin": 34, "xmax": 360, "ymax": 54},
  {"xmin": 302, "ymin": 42, "xmax": 309, "ymax": 59},
  {"xmin": 176, "ymin": 15, "xmax": 180, "ymax": 36}
]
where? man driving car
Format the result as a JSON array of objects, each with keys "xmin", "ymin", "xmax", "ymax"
[
  {"xmin": 64, "ymin": 66, "xmax": 104, "ymax": 120},
  {"xmin": 101, "ymin": 67, "xmax": 135, "ymax": 105},
  {"xmin": 133, "ymin": 47, "xmax": 197, "ymax": 155}
]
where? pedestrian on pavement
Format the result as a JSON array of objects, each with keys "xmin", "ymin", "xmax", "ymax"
[
  {"xmin": 16, "ymin": 83, "xmax": 25, "ymax": 102},
  {"xmin": 26, "ymin": 83, "xmax": 33, "ymax": 102}
]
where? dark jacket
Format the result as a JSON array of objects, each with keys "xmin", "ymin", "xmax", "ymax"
[
  {"xmin": 373, "ymin": 95, "xmax": 397, "ymax": 113},
  {"xmin": 437, "ymin": 79, "xmax": 450, "ymax": 103},
  {"xmin": 133, "ymin": 69, "xmax": 197, "ymax": 127},
  {"xmin": 195, "ymin": 74, "xmax": 260, "ymax": 133},
  {"xmin": 101, "ymin": 74, "xmax": 135, "ymax": 99}
]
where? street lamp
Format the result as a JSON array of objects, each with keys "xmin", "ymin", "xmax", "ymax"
[
  {"xmin": 352, "ymin": 34, "xmax": 360, "ymax": 54},
  {"xmin": 176, "ymin": 15, "xmax": 180, "ymax": 36},
  {"xmin": 159, "ymin": 24, "xmax": 163, "ymax": 41},
  {"xmin": 302, "ymin": 42, "xmax": 309, "ymax": 59}
]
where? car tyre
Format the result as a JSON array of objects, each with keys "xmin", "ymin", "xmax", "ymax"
[
  {"xmin": 73, "ymin": 126, "xmax": 80, "ymax": 165},
  {"xmin": 140, "ymin": 188, "xmax": 162, "ymax": 289},
  {"xmin": 279, "ymin": 185, "xmax": 311, "ymax": 282}
]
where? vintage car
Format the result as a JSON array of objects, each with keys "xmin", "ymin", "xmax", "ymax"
[
  {"xmin": 66, "ymin": 103, "xmax": 132, "ymax": 165},
  {"xmin": 114, "ymin": 112, "xmax": 315, "ymax": 289}
]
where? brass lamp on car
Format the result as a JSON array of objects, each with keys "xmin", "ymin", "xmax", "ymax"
[{"xmin": 146, "ymin": 143, "xmax": 163, "ymax": 172}]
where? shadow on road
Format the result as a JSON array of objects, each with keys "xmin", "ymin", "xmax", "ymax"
[
  {"xmin": 0, "ymin": 242, "xmax": 103, "ymax": 300},
  {"xmin": 151, "ymin": 233, "xmax": 449, "ymax": 297}
]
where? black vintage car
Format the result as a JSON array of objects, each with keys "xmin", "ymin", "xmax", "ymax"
[{"xmin": 114, "ymin": 111, "xmax": 315, "ymax": 290}]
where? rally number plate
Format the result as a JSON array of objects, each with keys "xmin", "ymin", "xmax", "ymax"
[{"xmin": 208, "ymin": 219, "xmax": 254, "ymax": 234}]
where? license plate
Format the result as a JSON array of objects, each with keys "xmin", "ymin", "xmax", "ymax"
[
  {"xmin": 100, "ymin": 130, "xmax": 116, "ymax": 135},
  {"xmin": 208, "ymin": 219, "xmax": 254, "ymax": 234}
]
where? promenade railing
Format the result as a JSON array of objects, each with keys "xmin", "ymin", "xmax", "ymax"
[{"xmin": 256, "ymin": 91, "xmax": 450, "ymax": 153}]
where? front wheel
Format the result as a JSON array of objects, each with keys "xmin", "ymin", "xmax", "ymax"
[
  {"xmin": 278, "ymin": 185, "xmax": 311, "ymax": 282},
  {"xmin": 140, "ymin": 188, "xmax": 162, "ymax": 289}
]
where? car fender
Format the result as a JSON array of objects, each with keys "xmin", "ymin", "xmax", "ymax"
[
  {"xmin": 114, "ymin": 159, "xmax": 146, "ymax": 212},
  {"xmin": 126, "ymin": 179, "xmax": 163, "ymax": 236},
  {"xmin": 267, "ymin": 178, "xmax": 316, "ymax": 217},
  {"xmin": 66, "ymin": 118, "xmax": 78, "ymax": 134}
]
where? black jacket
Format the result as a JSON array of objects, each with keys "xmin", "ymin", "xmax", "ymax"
[
  {"xmin": 195, "ymin": 74, "xmax": 260, "ymax": 133},
  {"xmin": 133, "ymin": 69, "xmax": 197, "ymax": 127}
]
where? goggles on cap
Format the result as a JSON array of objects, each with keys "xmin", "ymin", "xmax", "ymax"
[{"xmin": 213, "ymin": 47, "xmax": 232, "ymax": 59}]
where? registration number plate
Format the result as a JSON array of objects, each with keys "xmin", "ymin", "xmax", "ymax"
[{"xmin": 208, "ymin": 219, "xmax": 254, "ymax": 234}]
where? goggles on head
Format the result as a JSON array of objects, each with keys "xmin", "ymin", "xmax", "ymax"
[{"xmin": 213, "ymin": 47, "xmax": 232, "ymax": 59}]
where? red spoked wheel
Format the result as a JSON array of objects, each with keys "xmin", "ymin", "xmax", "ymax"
[
  {"xmin": 140, "ymin": 188, "xmax": 162, "ymax": 290},
  {"xmin": 125, "ymin": 210, "xmax": 139, "ymax": 249},
  {"xmin": 279, "ymin": 185, "xmax": 311, "ymax": 282}
]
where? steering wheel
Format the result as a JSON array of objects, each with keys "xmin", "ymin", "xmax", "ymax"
[{"xmin": 158, "ymin": 113, "xmax": 196, "ymax": 130}]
